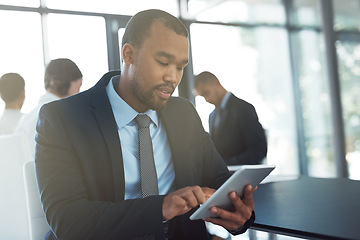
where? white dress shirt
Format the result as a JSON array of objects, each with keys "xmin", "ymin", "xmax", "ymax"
[
  {"xmin": 15, "ymin": 91, "xmax": 59, "ymax": 154},
  {"xmin": 0, "ymin": 109, "xmax": 23, "ymax": 134}
]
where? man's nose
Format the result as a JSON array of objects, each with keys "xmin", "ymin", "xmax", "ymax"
[{"xmin": 164, "ymin": 66, "xmax": 177, "ymax": 83}]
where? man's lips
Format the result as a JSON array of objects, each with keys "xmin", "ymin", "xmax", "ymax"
[
  {"xmin": 156, "ymin": 85, "xmax": 175, "ymax": 99},
  {"xmin": 157, "ymin": 89, "xmax": 171, "ymax": 99}
]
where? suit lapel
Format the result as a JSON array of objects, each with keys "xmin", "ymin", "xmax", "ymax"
[{"xmin": 91, "ymin": 71, "xmax": 125, "ymax": 201}]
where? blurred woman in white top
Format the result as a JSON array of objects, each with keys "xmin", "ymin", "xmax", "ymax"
[
  {"xmin": 15, "ymin": 58, "xmax": 83, "ymax": 154},
  {"xmin": 0, "ymin": 73, "xmax": 25, "ymax": 134}
]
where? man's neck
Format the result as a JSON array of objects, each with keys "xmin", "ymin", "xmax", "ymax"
[{"xmin": 5, "ymin": 101, "xmax": 22, "ymax": 110}]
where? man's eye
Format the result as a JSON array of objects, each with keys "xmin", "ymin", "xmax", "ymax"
[{"xmin": 157, "ymin": 60, "xmax": 168, "ymax": 66}]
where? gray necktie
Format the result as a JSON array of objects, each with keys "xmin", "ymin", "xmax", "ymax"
[
  {"xmin": 211, "ymin": 108, "xmax": 223, "ymax": 136},
  {"xmin": 135, "ymin": 114, "xmax": 159, "ymax": 198}
]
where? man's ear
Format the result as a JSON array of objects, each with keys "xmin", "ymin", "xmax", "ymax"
[{"xmin": 122, "ymin": 43, "xmax": 135, "ymax": 65}]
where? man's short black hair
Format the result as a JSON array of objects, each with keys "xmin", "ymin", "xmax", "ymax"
[
  {"xmin": 122, "ymin": 9, "xmax": 188, "ymax": 49},
  {"xmin": 0, "ymin": 73, "xmax": 25, "ymax": 103},
  {"xmin": 44, "ymin": 58, "xmax": 82, "ymax": 97}
]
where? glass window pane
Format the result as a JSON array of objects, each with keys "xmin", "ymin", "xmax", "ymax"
[
  {"xmin": 0, "ymin": 0, "xmax": 39, "ymax": 7},
  {"xmin": 292, "ymin": 0, "xmax": 321, "ymax": 27},
  {"xmin": 187, "ymin": 0, "xmax": 285, "ymax": 24},
  {"xmin": 190, "ymin": 23, "xmax": 298, "ymax": 175},
  {"xmin": 46, "ymin": 0, "xmax": 179, "ymax": 16},
  {"xmin": 336, "ymin": 40, "xmax": 360, "ymax": 180},
  {"xmin": 294, "ymin": 30, "xmax": 335, "ymax": 177},
  {"xmin": 0, "ymin": 10, "xmax": 44, "ymax": 114},
  {"xmin": 118, "ymin": 28, "xmax": 126, "ymax": 66},
  {"xmin": 47, "ymin": 14, "xmax": 109, "ymax": 91},
  {"xmin": 333, "ymin": 0, "xmax": 360, "ymax": 31}
]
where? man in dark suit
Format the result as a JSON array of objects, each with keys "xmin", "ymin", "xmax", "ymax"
[
  {"xmin": 35, "ymin": 10, "xmax": 256, "ymax": 240},
  {"xmin": 194, "ymin": 71, "xmax": 267, "ymax": 166}
]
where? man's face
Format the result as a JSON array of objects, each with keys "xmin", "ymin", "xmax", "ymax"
[
  {"xmin": 129, "ymin": 21, "xmax": 189, "ymax": 112},
  {"xmin": 196, "ymin": 82, "xmax": 218, "ymax": 106}
]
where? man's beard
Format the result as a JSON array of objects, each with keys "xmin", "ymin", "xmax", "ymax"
[{"xmin": 130, "ymin": 75, "xmax": 171, "ymax": 111}]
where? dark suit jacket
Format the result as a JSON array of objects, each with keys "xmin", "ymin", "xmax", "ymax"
[
  {"xmin": 209, "ymin": 93, "xmax": 267, "ymax": 166},
  {"xmin": 35, "ymin": 71, "xmax": 254, "ymax": 240}
]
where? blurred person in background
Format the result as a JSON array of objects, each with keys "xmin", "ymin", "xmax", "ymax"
[
  {"xmin": 194, "ymin": 71, "xmax": 267, "ymax": 166},
  {"xmin": 0, "ymin": 73, "xmax": 25, "ymax": 134},
  {"xmin": 15, "ymin": 58, "xmax": 82, "ymax": 154}
]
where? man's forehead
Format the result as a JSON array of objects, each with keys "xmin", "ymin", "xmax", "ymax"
[{"xmin": 143, "ymin": 22, "xmax": 189, "ymax": 61}]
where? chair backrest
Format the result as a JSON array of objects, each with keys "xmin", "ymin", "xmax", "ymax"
[
  {"xmin": 23, "ymin": 160, "xmax": 50, "ymax": 240},
  {"xmin": 0, "ymin": 134, "xmax": 33, "ymax": 240}
]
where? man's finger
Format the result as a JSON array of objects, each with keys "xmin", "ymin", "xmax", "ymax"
[
  {"xmin": 243, "ymin": 185, "xmax": 256, "ymax": 207},
  {"xmin": 180, "ymin": 186, "xmax": 205, "ymax": 208},
  {"xmin": 192, "ymin": 186, "xmax": 206, "ymax": 205},
  {"xmin": 201, "ymin": 187, "xmax": 215, "ymax": 201},
  {"xmin": 228, "ymin": 191, "xmax": 254, "ymax": 218}
]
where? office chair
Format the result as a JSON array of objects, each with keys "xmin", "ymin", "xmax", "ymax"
[
  {"xmin": 23, "ymin": 160, "xmax": 50, "ymax": 240},
  {"xmin": 0, "ymin": 134, "xmax": 32, "ymax": 239}
]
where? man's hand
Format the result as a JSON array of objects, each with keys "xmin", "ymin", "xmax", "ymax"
[
  {"xmin": 204, "ymin": 185, "xmax": 257, "ymax": 230},
  {"xmin": 201, "ymin": 187, "xmax": 215, "ymax": 201},
  {"xmin": 162, "ymin": 186, "xmax": 215, "ymax": 221}
]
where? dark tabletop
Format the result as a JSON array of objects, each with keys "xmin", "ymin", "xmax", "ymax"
[{"xmin": 252, "ymin": 177, "xmax": 360, "ymax": 240}]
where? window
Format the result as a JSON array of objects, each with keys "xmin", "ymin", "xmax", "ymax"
[
  {"xmin": 333, "ymin": 0, "xmax": 360, "ymax": 179},
  {"xmin": 333, "ymin": 0, "xmax": 360, "ymax": 31},
  {"xmin": 47, "ymin": 13, "xmax": 109, "ymax": 91},
  {"xmin": 118, "ymin": 28, "xmax": 126, "ymax": 66},
  {"xmin": 0, "ymin": 10, "xmax": 43, "ymax": 113},
  {"xmin": 294, "ymin": 30, "xmax": 335, "ymax": 177},
  {"xmin": 46, "ymin": 0, "xmax": 179, "ymax": 16},
  {"xmin": 187, "ymin": 0, "xmax": 286, "ymax": 24},
  {"xmin": 292, "ymin": 0, "xmax": 321, "ymax": 27},
  {"xmin": 336, "ymin": 40, "xmax": 360, "ymax": 180},
  {"xmin": 0, "ymin": 0, "xmax": 39, "ymax": 7}
]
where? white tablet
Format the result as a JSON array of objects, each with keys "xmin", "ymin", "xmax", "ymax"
[{"xmin": 189, "ymin": 164, "xmax": 275, "ymax": 220}]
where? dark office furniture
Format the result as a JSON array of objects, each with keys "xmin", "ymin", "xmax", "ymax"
[{"xmin": 252, "ymin": 177, "xmax": 360, "ymax": 240}]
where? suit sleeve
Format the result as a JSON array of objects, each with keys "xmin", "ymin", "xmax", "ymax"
[
  {"xmin": 35, "ymin": 104, "xmax": 167, "ymax": 240},
  {"xmin": 226, "ymin": 104, "xmax": 267, "ymax": 165}
]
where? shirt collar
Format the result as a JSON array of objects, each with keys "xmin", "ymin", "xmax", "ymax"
[
  {"xmin": 39, "ymin": 91, "xmax": 60, "ymax": 105},
  {"xmin": 106, "ymin": 76, "xmax": 159, "ymax": 129},
  {"xmin": 220, "ymin": 91, "xmax": 231, "ymax": 110}
]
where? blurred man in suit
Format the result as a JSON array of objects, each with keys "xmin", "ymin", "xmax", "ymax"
[{"xmin": 195, "ymin": 71, "xmax": 267, "ymax": 166}]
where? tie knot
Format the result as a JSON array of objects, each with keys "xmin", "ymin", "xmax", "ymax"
[{"xmin": 135, "ymin": 114, "xmax": 151, "ymax": 129}]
